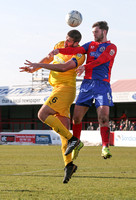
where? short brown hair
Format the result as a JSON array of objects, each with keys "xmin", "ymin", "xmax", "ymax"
[
  {"xmin": 67, "ymin": 30, "xmax": 82, "ymax": 43},
  {"xmin": 92, "ymin": 21, "xmax": 109, "ymax": 33}
]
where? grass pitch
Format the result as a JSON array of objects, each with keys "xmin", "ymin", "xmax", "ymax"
[{"xmin": 0, "ymin": 145, "xmax": 136, "ymax": 200}]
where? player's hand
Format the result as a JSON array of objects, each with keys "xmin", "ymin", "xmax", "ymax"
[
  {"xmin": 19, "ymin": 60, "xmax": 41, "ymax": 73},
  {"xmin": 76, "ymin": 65, "xmax": 85, "ymax": 76},
  {"xmin": 48, "ymin": 49, "xmax": 59, "ymax": 57}
]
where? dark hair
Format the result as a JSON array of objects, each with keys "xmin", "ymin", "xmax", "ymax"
[
  {"xmin": 67, "ymin": 30, "xmax": 82, "ymax": 43},
  {"xmin": 92, "ymin": 21, "xmax": 109, "ymax": 33}
]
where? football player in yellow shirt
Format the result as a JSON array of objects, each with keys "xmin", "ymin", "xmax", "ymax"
[{"xmin": 20, "ymin": 30, "xmax": 85, "ymax": 183}]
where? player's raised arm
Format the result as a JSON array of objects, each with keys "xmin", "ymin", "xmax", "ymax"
[
  {"xmin": 19, "ymin": 54, "xmax": 53, "ymax": 73},
  {"xmin": 49, "ymin": 46, "xmax": 86, "ymax": 56},
  {"xmin": 20, "ymin": 59, "xmax": 78, "ymax": 73},
  {"xmin": 84, "ymin": 44, "xmax": 117, "ymax": 69},
  {"xmin": 59, "ymin": 46, "xmax": 85, "ymax": 55},
  {"xmin": 19, "ymin": 60, "xmax": 42, "ymax": 73}
]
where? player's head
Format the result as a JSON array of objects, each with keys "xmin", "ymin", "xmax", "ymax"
[
  {"xmin": 65, "ymin": 30, "xmax": 82, "ymax": 48},
  {"xmin": 92, "ymin": 21, "xmax": 109, "ymax": 42}
]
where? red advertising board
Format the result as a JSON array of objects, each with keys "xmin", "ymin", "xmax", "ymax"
[{"xmin": 15, "ymin": 134, "xmax": 35, "ymax": 143}]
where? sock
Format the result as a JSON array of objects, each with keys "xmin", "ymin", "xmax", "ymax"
[
  {"xmin": 60, "ymin": 135, "xmax": 72, "ymax": 166},
  {"xmin": 72, "ymin": 122, "xmax": 82, "ymax": 139},
  {"xmin": 100, "ymin": 127, "xmax": 110, "ymax": 147},
  {"xmin": 44, "ymin": 115, "xmax": 72, "ymax": 140}
]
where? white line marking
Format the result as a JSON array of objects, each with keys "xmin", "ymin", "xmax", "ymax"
[{"xmin": 13, "ymin": 168, "xmax": 62, "ymax": 176}]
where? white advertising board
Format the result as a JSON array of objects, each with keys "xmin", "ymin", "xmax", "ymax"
[
  {"xmin": 112, "ymin": 92, "xmax": 136, "ymax": 102},
  {"xmin": 114, "ymin": 131, "xmax": 136, "ymax": 147},
  {"xmin": 80, "ymin": 131, "xmax": 102, "ymax": 146}
]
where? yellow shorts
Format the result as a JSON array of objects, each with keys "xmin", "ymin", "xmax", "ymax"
[{"xmin": 44, "ymin": 86, "xmax": 76, "ymax": 118}]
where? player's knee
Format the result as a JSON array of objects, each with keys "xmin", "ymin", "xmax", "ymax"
[
  {"xmin": 37, "ymin": 110, "xmax": 42, "ymax": 121},
  {"xmin": 98, "ymin": 115, "xmax": 109, "ymax": 126},
  {"xmin": 73, "ymin": 116, "xmax": 81, "ymax": 124},
  {"xmin": 38, "ymin": 110, "xmax": 45, "ymax": 122}
]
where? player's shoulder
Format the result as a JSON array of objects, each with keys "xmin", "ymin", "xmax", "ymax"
[
  {"xmin": 104, "ymin": 41, "xmax": 117, "ymax": 53},
  {"xmin": 54, "ymin": 41, "xmax": 64, "ymax": 49},
  {"xmin": 106, "ymin": 42, "xmax": 117, "ymax": 55},
  {"xmin": 107, "ymin": 41, "xmax": 117, "ymax": 48}
]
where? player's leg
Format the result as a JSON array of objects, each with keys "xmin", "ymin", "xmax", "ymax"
[
  {"xmin": 71, "ymin": 105, "xmax": 89, "ymax": 160},
  {"xmin": 72, "ymin": 79, "xmax": 93, "ymax": 140},
  {"xmin": 72, "ymin": 104, "xmax": 89, "ymax": 138},
  {"xmin": 97, "ymin": 105, "xmax": 112, "ymax": 159},
  {"xmin": 94, "ymin": 80, "xmax": 114, "ymax": 159},
  {"xmin": 57, "ymin": 115, "xmax": 72, "ymax": 166},
  {"xmin": 57, "ymin": 115, "xmax": 77, "ymax": 183},
  {"xmin": 72, "ymin": 122, "xmax": 82, "ymax": 139},
  {"xmin": 38, "ymin": 104, "xmax": 73, "ymax": 140},
  {"xmin": 54, "ymin": 86, "xmax": 79, "ymax": 183},
  {"xmin": 39, "ymin": 86, "xmax": 80, "ymax": 155},
  {"xmin": 71, "ymin": 79, "xmax": 94, "ymax": 160}
]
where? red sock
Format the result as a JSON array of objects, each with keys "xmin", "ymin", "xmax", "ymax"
[
  {"xmin": 72, "ymin": 123, "xmax": 82, "ymax": 139},
  {"xmin": 100, "ymin": 127, "xmax": 110, "ymax": 147}
]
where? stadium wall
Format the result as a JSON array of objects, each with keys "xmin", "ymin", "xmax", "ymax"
[
  {"xmin": 0, "ymin": 84, "xmax": 136, "ymax": 132},
  {"xmin": 0, "ymin": 130, "xmax": 136, "ymax": 147}
]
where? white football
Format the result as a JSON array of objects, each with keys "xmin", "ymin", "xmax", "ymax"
[{"xmin": 65, "ymin": 10, "xmax": 83, "ymax": 27}]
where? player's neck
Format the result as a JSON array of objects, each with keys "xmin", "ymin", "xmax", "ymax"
[
  {"xmin": 101, "ymin": 37, "xmax": 107, "ymax": 43},
  {"xmin": 98, "ymin": 38, "xmax": 107, "ymax": 43}
]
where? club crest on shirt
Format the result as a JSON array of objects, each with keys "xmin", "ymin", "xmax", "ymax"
[
  {"xmin": 76, "ymin": 53, "xmax": 82, "ymax": 58},
  {"xmin": 99, "ymin": 46, "xmax": 106, "ymax": 52}
]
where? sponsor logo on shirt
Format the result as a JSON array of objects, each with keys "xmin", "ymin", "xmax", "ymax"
[{"xmin": 90, "ymin": 52, "xmax": 101, "ymax": 58}]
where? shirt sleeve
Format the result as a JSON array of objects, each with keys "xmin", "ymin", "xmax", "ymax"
[
  {"xmin": 58, "ymin": 46, "xmax": 86, "ymax": 55},
  {"xmin": 71, "ymin": 53, "xmax": 85, "ymax": 67},
  {"xmin": 84, "ymin": 44, "xmax": 117, "ymax": 69}
]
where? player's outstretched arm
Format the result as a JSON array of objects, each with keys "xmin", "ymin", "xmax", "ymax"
[
  {"xmin": 20, "ymin": 60, "xmax": 43, "ymax": 73},
  {"xmin": 20, "ymin": 59, "xmax": 77, "ymax": 73},
  {"xmin": 19, "ymin": 54, "xmax": 53, "ymax": 73}
]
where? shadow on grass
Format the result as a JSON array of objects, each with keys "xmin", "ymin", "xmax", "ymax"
[
  {"xmin": 1, "ymin": 174, "xmax": 136, "ymax": 180},
  {"xmin": 1, "ymin": 189, "xmax": 38, "ymax": 192}
]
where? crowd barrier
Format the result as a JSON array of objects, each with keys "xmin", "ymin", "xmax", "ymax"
[{"xmin": 0, "ymin": 130, "xmax": 136, "ymax": 147}]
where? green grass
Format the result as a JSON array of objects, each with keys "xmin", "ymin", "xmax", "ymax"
[{"xmin": 0, "ymin": 145, "xmax": 136, "ymax": 200}]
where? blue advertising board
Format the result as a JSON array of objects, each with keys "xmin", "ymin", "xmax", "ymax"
[{"xmin": 35, "ymin": 134, "xmax": 52, "ymax": 144}]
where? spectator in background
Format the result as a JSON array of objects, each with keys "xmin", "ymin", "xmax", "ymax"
[
  {"xmin": 130, "ymin": 122, "xmax": 136, "ymax": 131},
  {"xmin": 119, "ymin": 119, "xmax": 125, "ymax": 131},
  {"xmin": 123, "ymin": 119, "xmax": 131, "ymax": 131},
  {"xmin": 134, "ymin": 122, "xmax": 136, "ymax": 130},
  {"xmin": 109, "ymin": 120, "xmax": 116, "ymax": 131},
  {"xmin": 87, "ymin": 122, "xmax": 94, "ymax": 130},
  {"xmin": 120, "ymin": 111, "xmax": 127, "ymax": 121}
]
